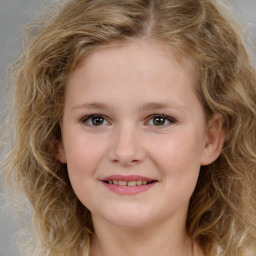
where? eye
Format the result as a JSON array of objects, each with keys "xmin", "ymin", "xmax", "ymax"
[
  {"xmin": 82, "ymin": 115, "xmax": 109, "ymax": 127},
  {"xmin": 147, "ymin": 114, "xmax": 175, "ymax": 127}
]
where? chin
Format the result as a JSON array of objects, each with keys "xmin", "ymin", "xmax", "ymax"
[
  {"xmin": 109, "ymin": 217, "xmax": 151, "ymax": 229},
  {"xmin": 100, "ymin": 207, "xmax": 158, "ymax": 229}
]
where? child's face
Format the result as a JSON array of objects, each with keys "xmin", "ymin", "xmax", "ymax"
[{"xmin": 57, "ymin": 40, "xmax": 221, "ymax": 230}]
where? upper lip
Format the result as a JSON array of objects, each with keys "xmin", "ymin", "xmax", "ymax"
[{"xmin": 101, "ymin": 175, "xmax": 157, "ymax": 182}]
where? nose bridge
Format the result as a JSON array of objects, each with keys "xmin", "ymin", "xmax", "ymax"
[{"xmin": 109, "ymin": 122, "xmax": 145, "ymax": 165}]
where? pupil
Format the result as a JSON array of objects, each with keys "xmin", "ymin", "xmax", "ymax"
[
  {"xmin": 92, "ymin": 116, "xmax": 104, "ymax": 126},
  {"xmin": 153, "ymin": 117, "xmax": 165, "ymax": 126}
]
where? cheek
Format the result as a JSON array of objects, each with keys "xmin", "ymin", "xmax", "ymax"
[
  {"xmin": 150, "ymin": 131, "xmax": 203, "ymax": 182},
  {"xmin": 64, "ymin": 136, "xmax": 108, "ymax": 208},
  {"xmin": 64, "ymin": 134, "xmax": 107, "ymax": 187},
  {"xmin": 144, "ymin": 133, "xmax": 203, "ymax": 216}
]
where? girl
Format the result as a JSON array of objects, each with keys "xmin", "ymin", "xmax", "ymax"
[{"xmin": 2, "ymin": 0, "xmax": 256, "ymax": 255}]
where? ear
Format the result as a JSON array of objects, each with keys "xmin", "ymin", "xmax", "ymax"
[
  {"xmin": 55, "ymin": 140, "xmax": 67, "ymax": 164},
  {"xmin": 201, "ymin": 114, "xmax": 225, "ymax": 166}
]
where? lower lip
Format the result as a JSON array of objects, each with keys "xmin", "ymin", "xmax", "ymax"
[{"xmin": 102, "ymin": 182, "xmax": 157, "ymax": 195}]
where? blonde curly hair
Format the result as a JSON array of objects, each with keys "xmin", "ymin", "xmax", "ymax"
[{"xmin": 2, "ymin": 0, "xmax": 256, "ymax": 255}]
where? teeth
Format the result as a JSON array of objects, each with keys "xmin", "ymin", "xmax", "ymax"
[
  {"xmin": 118, "ymin": 180, "xmax": 127, "ymax": 186},
  {"xmin": 107, "ymin": 180, "xmax": 154, "ymax": 186},
  {"xmin": 136, "ymin": 180, "xmax": 142, "ymax": 185},
  {"xmin": 128, "ymin": 181, "xmax": 137, "ymax": 187}
]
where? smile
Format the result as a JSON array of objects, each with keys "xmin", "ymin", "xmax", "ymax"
[
  {"xmin": 104, "ymin": 180, "xmax": 155, "ymax": 186},
  {"xmin": 101, "ymin": 175, "xmax": 158, "ymax": 195}
]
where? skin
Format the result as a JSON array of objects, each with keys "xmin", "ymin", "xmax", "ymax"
[{"xmin": 57, "ymin": 39, "xmax": 224, "ymax": 256}]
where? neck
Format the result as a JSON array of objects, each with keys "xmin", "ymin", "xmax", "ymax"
[{"xmin": 90, "ymin": 216, "xmax": 203, "ymax": 256}]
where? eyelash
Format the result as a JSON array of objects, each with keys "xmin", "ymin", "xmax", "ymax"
[
  {"xmin": 81, "ymin": 114, "xmax": 176, "ymax": 128},
  {"xmin": 81, "ymin": 114, "xmax": 109, "ymax": 127},
  {"xmin": 147, "ymin": 114, "xmax": 176, "ymax": 127}
]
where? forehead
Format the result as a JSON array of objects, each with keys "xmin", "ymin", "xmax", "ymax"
[
  {"xmin": 65, "ymin": 39, "xmax": 200, "ymax": 115},
  {"xmin": 68, "ymin": 39, "xmax": 197, "ymax": 86}
]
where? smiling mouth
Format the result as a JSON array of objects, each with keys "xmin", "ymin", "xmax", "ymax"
[{"xmin": 103, "ymin": 180, "xmax": 157, "ymax": 186}]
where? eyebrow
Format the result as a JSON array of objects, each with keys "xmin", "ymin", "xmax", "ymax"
[
  {"xmin": 71, "ymin": 102, "xmax": 187, "ymax": 112},
  {"xmin": 71, "ymin": 103, "xmax": 111, "ymax": 111},
  {"xmin": 140, "ymin": 102, "xmax": 187, "ymax": 112}
]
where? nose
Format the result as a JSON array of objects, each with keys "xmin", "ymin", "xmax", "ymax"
[{"xmin": 108, "ymin": 124, "xmax": 146, "ymax": 166}]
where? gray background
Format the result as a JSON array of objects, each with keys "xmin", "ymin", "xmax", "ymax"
[{"xmin": 0, "ymin": 0, "xmax": 256, "ymax": 255}]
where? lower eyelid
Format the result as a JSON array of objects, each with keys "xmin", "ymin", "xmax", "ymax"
[
  {"xmin": 80, "ymin": 114, "xmax": 175, "ymax": 126},
  {"xmin": 81, "ymin": 115, "xmax": 109, "ymax": 125},
  {"xmin": 148, "ymin": 115, "xmax": 176, "ymax": 124}
]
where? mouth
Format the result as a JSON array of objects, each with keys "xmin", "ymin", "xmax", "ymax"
[
  {"xmin": 103, "ymin": 180, "xmax": 157, "ymax": 186},
  {"xmin": 101, "ymin": 175, "xmax": 158, "ymax": 195}
]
